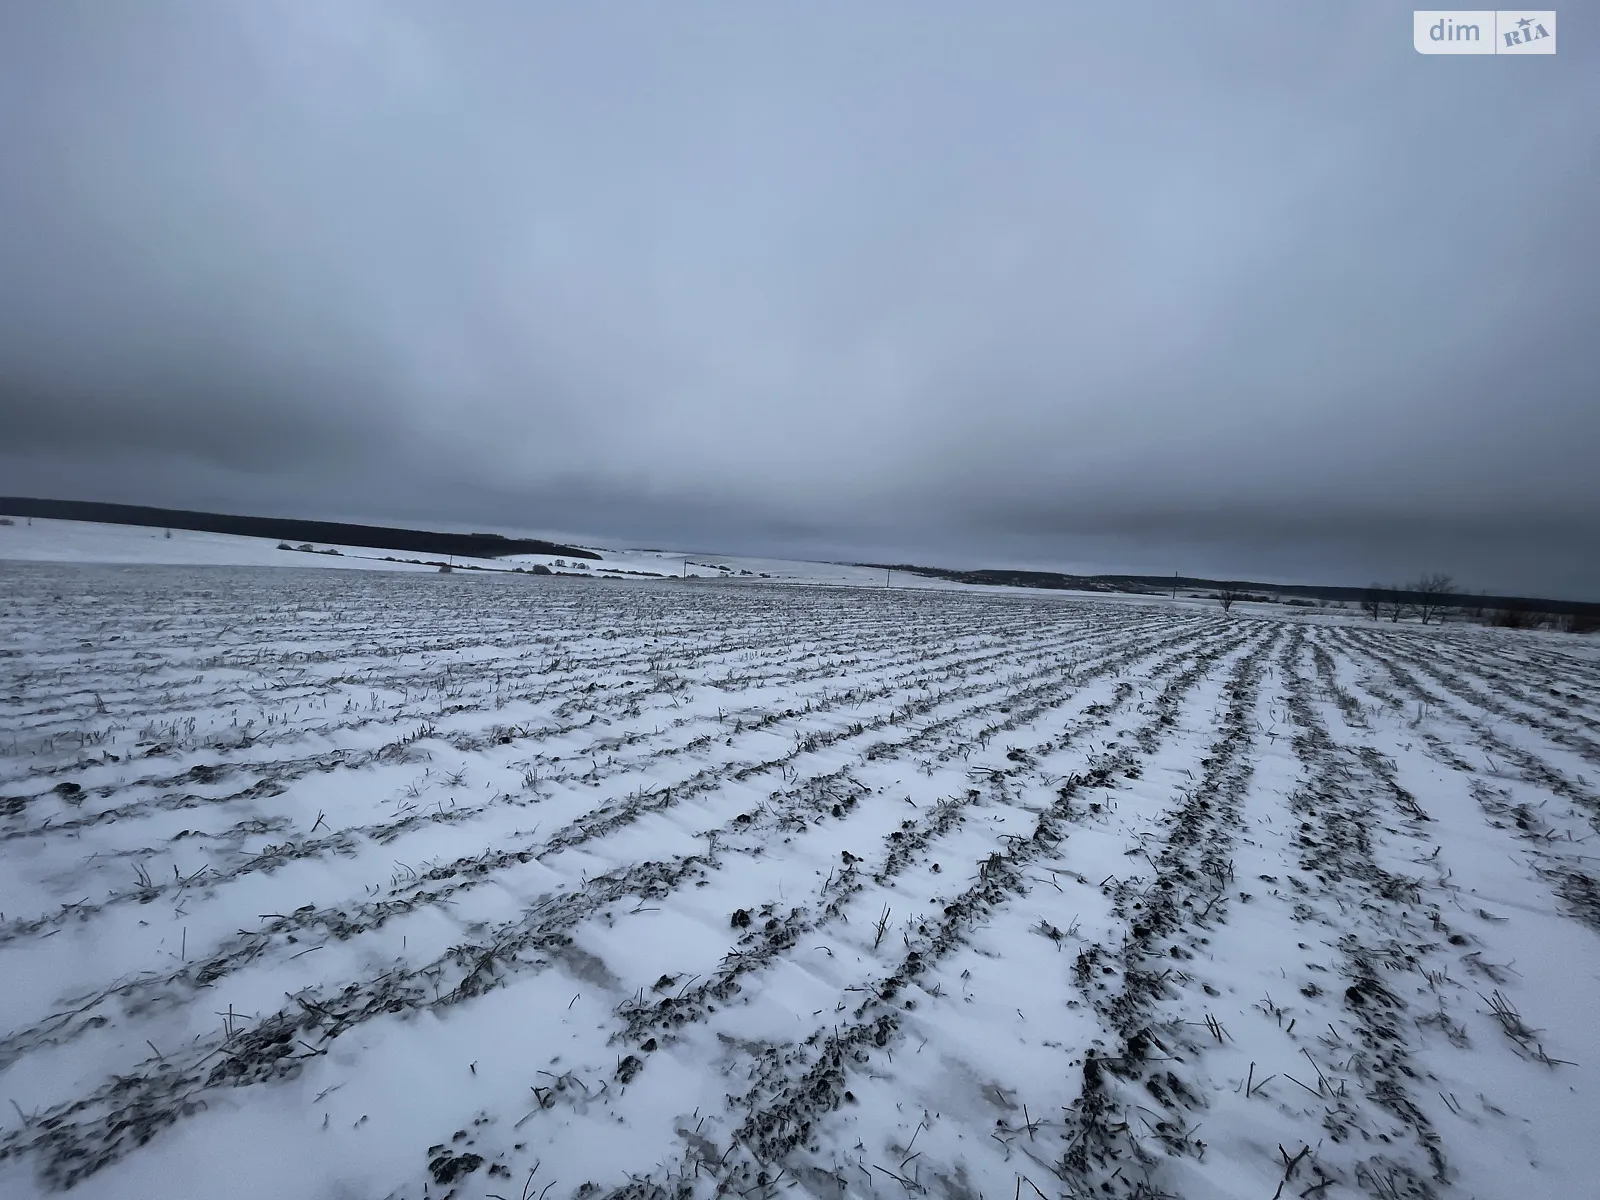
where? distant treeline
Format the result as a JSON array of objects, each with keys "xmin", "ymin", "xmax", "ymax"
[
  {"xmin": 866, "ymin": 564, "xmax": 1599, "ymax": 619},
  {"xmin": 0, "ymin": 498, "xmax": 602, "ymax": 561}
]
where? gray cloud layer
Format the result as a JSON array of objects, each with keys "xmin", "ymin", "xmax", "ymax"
[{"xmin": 2, "ymin": 5, "xmax": 1596, "ymax": 596}]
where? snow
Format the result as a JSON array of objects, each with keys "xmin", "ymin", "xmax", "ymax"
[
  {"xmin": 0, "ymin": 517, "xmax": 1375, "ymax": 618},
  {"xmin": 0, "ymin": 517, "xmax": 445, "ymax": 571},
  {"xmin": 0, "ymin": 518, "xmax": 955, "ymax": 588},
  {"xmin": 1, "ymin": 555, "xmax": 1598, "ymax": 1200}
]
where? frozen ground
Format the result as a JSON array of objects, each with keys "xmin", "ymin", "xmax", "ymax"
[
  {"xmin": 0, "ymin": 517, "xmax": 1221, "ymax": 604},
  {"xmin": 0, "ymin": 517, "xmax": 962, "ymax": 589},
  {"xmin": 1, "ymin": 563, "xmax": 1597, "ymax": 1200}
]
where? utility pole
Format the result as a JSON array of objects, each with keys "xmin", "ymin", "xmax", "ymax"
[
  {"xmin": 885, "ymin": 567, "xmax": 891, "ymax": 588},
  {"xmin": 1171, "ymin": 572, "xmax": 1178, "ymax": 600}
]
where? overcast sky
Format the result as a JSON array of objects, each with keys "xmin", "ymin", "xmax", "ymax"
[{"xmin": 1, "ymin": 4, "xmax": 1595, "ymax": 596}]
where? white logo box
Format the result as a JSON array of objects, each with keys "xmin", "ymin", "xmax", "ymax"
[{"xmin": 1414, "ymin": 10, "xmax": 1556, "ymax": 53}]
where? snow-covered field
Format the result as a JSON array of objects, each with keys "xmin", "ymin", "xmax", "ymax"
[
  {"xmin": 0, "ymin": 517, "xmax": 950, "ymax": 589},
  {"xmin": 2, "ymin": 563, "xmax": 1598, "ymax": 1200},
  {"xmin": 0, "ymin": 517, "xmax": 1226, "ymax": 604}
]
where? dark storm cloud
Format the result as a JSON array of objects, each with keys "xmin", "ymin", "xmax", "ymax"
[{"xmin": 1, "ymin": 4, "xmax": 1596, "ymax": 595}]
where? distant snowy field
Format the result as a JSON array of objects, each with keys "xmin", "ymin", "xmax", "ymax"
[
  {"xmin": 0, "ymin": 517, "xmax": 1261, "ymax": 610},
  {"xmin": 0, "ymin": 517, "xmax": 953, "ymax": 589},
  {"xmin": 2, "ymin": 559, "xmax": 1599, "ymax": 1200}
]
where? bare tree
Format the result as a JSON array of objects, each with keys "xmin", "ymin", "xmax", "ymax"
[
  {"xmin": 1379, "ymin": 584, "xmax": 1411, "ymax": 623},
  {"xmin": 1409, "ymin": 573, "xmax": 1456, "ymax": 626},
  {"xmin": 1360, "ymin": 585, "xmax": 1385, "ymax": 621},
  {"xmin": 1217, "ymin": 587, "xmax": 1240, "ymax": 613}
]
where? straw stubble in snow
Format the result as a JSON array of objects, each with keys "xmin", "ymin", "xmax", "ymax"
[{"xmin": 1, "ymin": 564, "xmax": 1597, "ymax": 1200}]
